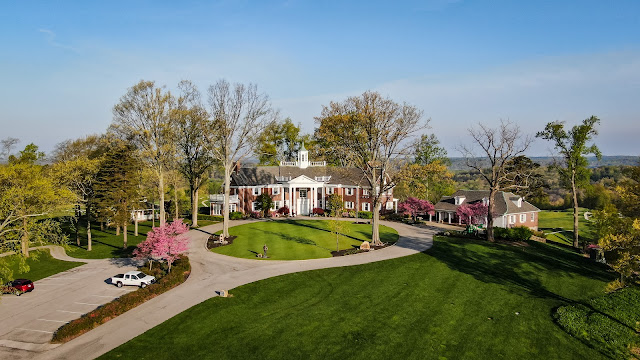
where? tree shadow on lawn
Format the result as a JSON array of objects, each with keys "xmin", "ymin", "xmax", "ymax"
[
  {"xmin": 423, "ymin": 237, "xmax": 638, "ymax": 340},
  {"xmin": 281, "ymin": 220, "xmax": 365, "ymax": 243}
]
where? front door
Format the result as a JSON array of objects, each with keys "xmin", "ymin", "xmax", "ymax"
[{"xmin": 297, "ymin": 189, "xmax": 309, "ymax": 215}]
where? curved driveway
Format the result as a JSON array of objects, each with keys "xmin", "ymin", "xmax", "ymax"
[{"xmin": 34, "ymin": 219, "xmax": 437, "ymax": 360}]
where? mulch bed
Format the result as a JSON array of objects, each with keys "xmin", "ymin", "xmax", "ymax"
[
  {"xmin": 207, "ymin": 235, "xmax": 238, "ymax": 249},
  {"xmin": 331, "ymin": 243, "xmax": 390, "ymax": 257}
]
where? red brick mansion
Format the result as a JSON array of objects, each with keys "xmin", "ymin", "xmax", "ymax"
[{"xmin": 210, "ymin": 145, "xmax": 399, "ymax": 216}]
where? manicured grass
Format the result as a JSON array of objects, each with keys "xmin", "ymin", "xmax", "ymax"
[
  {"xmin": 102, "ymin": 236, "xmax": 615, "ymax": 360},
  {"xmin": 212, "ymin": 220, "xmax": 399, "ymax": 260},
  {"xmin": 62, "ymin": 220, "xmax": 155, "ymax": 259},
  {"xmin": 538, "ymin": 208, "xmax": 595, "ymax": 245},
  {"xmin": 2, "ymin": 249, "xmax": 84, "ymax": 282}
]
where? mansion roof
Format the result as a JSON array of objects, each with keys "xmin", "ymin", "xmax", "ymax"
[
  {"xmin": 230, "ymin": 166, "xmax": 369, "ymax": 187},
  {"xmin": 434, "ymin": 190, "xmax": 539, "ymax": 215}
]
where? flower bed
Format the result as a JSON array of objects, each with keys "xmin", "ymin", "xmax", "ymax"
[{"xmin": 51, "ymin": 256, "xmax": 191, "ymax": 343}]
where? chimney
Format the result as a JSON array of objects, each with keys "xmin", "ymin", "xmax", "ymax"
[{"xmin": 234, "ymin": 161, "xmax": 241, "ymax": 174}]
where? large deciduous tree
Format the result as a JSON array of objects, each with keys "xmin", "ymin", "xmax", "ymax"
[
  {"xmin": 460, "ymin": 121, "xmax": 532, "ymax": 242},
  {"xmin": 255, "ymin": 117, "xmax": 309, "ymax": 165},
  {"xmin": 51, "ymin": 135, "xmax": 105, "ymax": 251},
  {"xmin": 111, "ymin": 80, "xmax": 174, "ymax": 227},
  {"xmin": 0, "ymin": 144, "xmax": 71, "ymax": 257},
  {"xmin": 315, "ymin": 91, "xmax": 426, "ymax": 246},
  {"xmin": 206, "ymin": 79, "xmax": 275, "ymax": 238},
  {"xmin": 536, "ymin": 116, "xmax": 601, "ymax": 248},
  {"xmin": 173, "ymin": 80, "xmax": 216, "ymax": 227}
]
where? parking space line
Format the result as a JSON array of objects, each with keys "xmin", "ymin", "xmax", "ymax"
[
  {"xmin": 57, "ymin": 310, "xmax": 84, "ymax": 314},
  {"xmin": 16, "ymin": 328, "xmax": 54, "ymax": 334},
  {"xmin": 37, "ymin": 319, "xmax": 68, "ymax": 323},
  {"xmin": 74, "ymin": 302, "xmax": 102, "ymax": 306}
]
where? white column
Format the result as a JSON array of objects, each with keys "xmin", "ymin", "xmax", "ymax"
[
  {"xmin": 288, "ymin": 186, "xmax": 292, "ymax": 214},
  {"xmin": 321, "ymin": 186, "xmax": 325, "ymax": 208},
  {"xmin": 448, "ymin": 212, "xmax": 452, "ymax": 224},
  {"xmin": 293, "ymin": 186, "xmax": 297, "ymax": 216}
]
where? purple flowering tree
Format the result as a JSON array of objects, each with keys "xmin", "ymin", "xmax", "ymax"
[{"xmin": 398, "ymin": 197, "xmax": 435, "ymax": 222}]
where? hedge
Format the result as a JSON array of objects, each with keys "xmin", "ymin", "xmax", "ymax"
[
  {"xmin": 198, "ymin": 214, "xmax": 223, "ymax": 222},
  {"xmin": 51, "ymin": 256, "xmax": 191, "ymax": 343},
  {"xmin": 493, "ymin": 226, "xmax": 533, "ymax": 241}
]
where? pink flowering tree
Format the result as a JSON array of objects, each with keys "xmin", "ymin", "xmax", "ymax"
[
  {"xmin": 456, "ymin": 203, "xmax": 488, "ymax": 225},
  {"xmin": 398, "ymin": 197, "xmax": 435, "ymax": 222},
  {"xmin": 134, "ymin": 219, "xmax": 190, "ymax": 273}
]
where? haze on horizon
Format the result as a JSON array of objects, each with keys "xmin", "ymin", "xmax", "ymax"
[{"xmin": 1, "ymin": 0, "xmax": 639, "ymax": 157}]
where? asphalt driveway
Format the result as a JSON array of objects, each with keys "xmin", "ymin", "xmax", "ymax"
[{"xmin": 0, "ymin": 256, "xmax": 139, "ymax": 359}]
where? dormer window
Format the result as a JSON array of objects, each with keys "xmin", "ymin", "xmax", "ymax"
[
  {"xmin": 454, "ymin": 196, "xmax": 466, "ymax": 205},
  {"xmin": 511, "ymin": 197, "xmax": 522, "ymax": 207},
  {"xmin": 482, "ymin": 197, "xmax": 489, "ymax": 206}
]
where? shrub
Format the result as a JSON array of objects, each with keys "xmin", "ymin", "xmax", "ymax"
[
  {"xmin": 510, "ymin": 226, "xmax": 533, "ymax": 241},
  {"xmin": 250, "ymin": 211, "xmax": 262, "ymax": 219},
  {"xmin": 198, "ymin": 214, "xmax": 224, "ymax": 222},
  {"xmin": 229, "ymin": 211, "xmax": 244, "ymax": 220},
  {"xmin": 493, "ymin": 226, "xmax": 533, "ymax": 241},
  {"xmin": 532, "ymin": 230, "xmax": 547, "ymax": 239},
  {"xmin": 312, "ymin": 208, "xmax": 324, "ymax": 216},
  {"xmin": 52, "ymin": 256, "xmax": 191, "ymax": 343},
  {"xmin": 357, "ymin": 211, "xmax": 373, "ymax": 219},
  {"xmin": 277, "ymin": 206, "xmax": 290, "ymax": 216},
  {"xmin": 381, "ymin": 213, "xmax": 407, "ymax": 222},
  {"xmin": 493, "ymin": 227, "xmax": 510, "ymax": 240}
]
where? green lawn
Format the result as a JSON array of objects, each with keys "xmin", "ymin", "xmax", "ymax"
[
  {"xmin": 538, "ymin": 208, "xmax": 596, "ymax": 245},
  {"xmin": 62, "ymin": 220, "xmax": 155, "ymax": 259},
  {"xmin": 101, "ymin": 236, "xmax": 615, "ymax": 360},
  {"xmin": 211, "ymin": 220, "xmax": 399, "ymax": 260},
  {"xmin": 2, "ymin": 249, "xmax": 84, "ymax": 282}
]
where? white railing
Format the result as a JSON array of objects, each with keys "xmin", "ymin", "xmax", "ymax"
[
  {"xmin": 209, "ymin": 194, "xmax": 239, "ymax": 203},
  {"xmin": 276, "ymin": 176, "xmax": 292, "ymax": 182},
  {"xmin": 314, "ymin": 176, "xmax": 332, "ymax": 182},
  {"xmin": 310, "ymin": 161, "xmax": 326, "ymax": 167},
  {"xmin": 280, "ymin": 161, "xmax": 297, "ymax": 166}
]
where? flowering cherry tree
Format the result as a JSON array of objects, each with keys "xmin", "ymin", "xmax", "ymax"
[
  {"xmin": 456, "ymin": 203, "xmax": 488, "ymax": 225},
  {"xmin": 133, "ymin": 219, "xmax": 190, "ymax": 272},
  {"xmin": 398, "ymin": 197, "xmax": 434, "ymax": 222}
]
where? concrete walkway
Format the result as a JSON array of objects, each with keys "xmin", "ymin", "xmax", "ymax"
[{"xmin": 30, "ymin": 219, "xmax": 437, "ymax": 360}]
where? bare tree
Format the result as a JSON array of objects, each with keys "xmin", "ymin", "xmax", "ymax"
[
  {"xmin": 459, "ymin": 121, "xmax": 532, "ymax": 242},
  {"xmin": 111, "ymin": 80, "xmax": 174, "ymax": 227},
  {"xmin": 173, "ymin": 80, "xmax": 216, "ymax": 227},
  {"xmin": 315, "ymin": 91, "xmax": 426, "ymax": 245},
  {"xmin": 206, "ymin": 80, "xmax": 275, "ymax": 238},
  {"xmin": 1, "ymin": 137, "xmax": 19, "ymax": 162}
]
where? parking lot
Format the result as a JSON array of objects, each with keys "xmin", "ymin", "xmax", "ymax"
[{"xmin": 0, "ymin": 259, "xmax": 139, "ymax": 359}]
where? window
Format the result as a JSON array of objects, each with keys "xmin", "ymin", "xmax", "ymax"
[
  {"xmin": 299, "ymin": 189, "xmax": 307, "ymax": 198},
  {"xmin": 362, "ymin": 203, "xmax": 371, "ymax": 211},
  {"xmin": 212, "ymin": 204, "xmax": 221, "ymax": 215},
  {"xmin": 252, "ymin": 187, "xmax": 261, "ymax": 196},
  {"xmin": 531, "ymin": 212, "xmax": 535, "ymax": 221},
  {"xmin": 346, "ymin": 188, "xmax": 354, "ymax": 196},
  {"xmin": 386, "ymin": 202, "xmax": 394, "ymax": 210},
  {"xmin": 520, "ymin": 214, "xmax": 526, "ymax": 223},
  {"xmin": 509, "ymin": 215, "xmax": 516, "ymax": 224},
  {"xmin": 345, "ymin": 201, "xmax": 354, "ymax": 209},
  {"xmin": 362, "ymin": 189, "xmax": 370, "ymax": 196},
  {"xmin": 272, "ymin": 201, "xmax": 280, "ymax": 210},
  {"xmin": 252, "ymin": 202, "xmax": 258, "ymax": 211},
  {"xmin": 273, "ymin": 187, "xmax": 280, "ymax": 195},
  {"xmin": 327, "ymin": 187, "xmax": 334, "ymax": 195}
]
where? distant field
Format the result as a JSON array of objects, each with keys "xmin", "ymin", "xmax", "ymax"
[{"xmin": 538, "ymin": 209, "xmax": 595, "ymax": 245}]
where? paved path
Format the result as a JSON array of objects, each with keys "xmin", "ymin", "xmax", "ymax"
[
  {"xmin": 25, "ymin": 219, "xmax": 437, "ymax": 360},
  {"xmin": 0, "ymin": 247, "xmax": 140, "ymax": 359}
]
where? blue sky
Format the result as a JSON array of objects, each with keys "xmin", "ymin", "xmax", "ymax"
[{"xmin": 1, "ymin": 0, "xmax": 639, "ymax": 156}]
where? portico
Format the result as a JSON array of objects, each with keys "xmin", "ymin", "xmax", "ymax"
[{"xmin": 284, "ymin": 175, "xmax": 322, "ymax": 216}]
